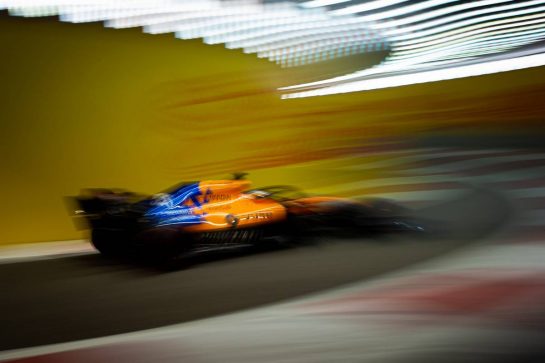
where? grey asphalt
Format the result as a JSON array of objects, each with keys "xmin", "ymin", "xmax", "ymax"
[{"xmin": 0, "ymin": 187, "xmax": 513, "ymax": 351}]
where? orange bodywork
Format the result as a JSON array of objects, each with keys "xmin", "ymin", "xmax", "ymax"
[
  {"xmin": 284, "ymin": 196, "xmax": 359, "ymax": 215},
  {"xmin": 179, "ymin": 180, "xmax": 287, "ymax": 232},
  {"xmin": 147, "ymin": 180, "xmax": 362, "ymax": 232}
]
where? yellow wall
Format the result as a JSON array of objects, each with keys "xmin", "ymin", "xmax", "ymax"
[{"xmin": 1, "ymin": 13, "xmax": 544, "ymax": 244}]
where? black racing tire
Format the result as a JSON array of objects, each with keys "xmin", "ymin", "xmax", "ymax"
[
  {"xmin": 282, "ymin": 214, "xmax": 322, "ymax": 246},
  {"xmin": 135, "ymin": 227, "xmax": 194, "ymax": 268},
  {"xmin": 357, "ymin": 198, "xmax": 410, "ymax": 217},
  {"xmin": 351, "ymin": 201, "xmax": 432, "ymax": 235},
  {"xmin": 91, "ymin": 228, "xmax": 129, "ymax": 257}
]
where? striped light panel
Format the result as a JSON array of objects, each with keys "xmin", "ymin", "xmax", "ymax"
[{"xmin": 2, "ymin": 0, "xmax": 545, "ymax": 97}]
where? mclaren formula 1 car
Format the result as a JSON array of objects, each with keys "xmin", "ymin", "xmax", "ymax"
[{"xmin": 70, "ymin": 175, "xmax": 425, "ymax": 264}]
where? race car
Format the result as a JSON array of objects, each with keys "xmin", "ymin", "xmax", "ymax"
[{"xmin": 69, "ymin": 174, "xmax": 425, "ymax": 265}]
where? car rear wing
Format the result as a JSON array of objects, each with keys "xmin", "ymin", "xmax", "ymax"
[{"xmin": 66, "ymin": 189, "xmax": 142, "ymax": 230}]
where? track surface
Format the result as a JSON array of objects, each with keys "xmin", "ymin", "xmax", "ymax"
[{"xmin": 0, "ymin": 188, "xmax": 512, "ymax": 351}]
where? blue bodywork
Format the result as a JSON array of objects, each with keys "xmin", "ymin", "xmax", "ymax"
[{"xmin": 145, "ymin": 183, "xmax": 207, "ymax": 227}]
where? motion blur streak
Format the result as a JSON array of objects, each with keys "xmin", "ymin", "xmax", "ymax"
[
  {"xmin": 1, "ymin": 0, "xmax": 545, "ymax": 362},
  {"xmin": 3, "ymin": 0, "xmax": 545, "ymax": 96},
  {"xmin": 373, "ymin": 0, "xmax": 529, "ymax": 31},
  {"xmin": 283, "ymin": 51, "xmax": 545, "ymax": 97},
  {"xmin": 301, "ymin": 0, "xmax": 352, "ymax": 8},
  {"xmin": 3, "ymin": 146, "xmax": 545, "ymax": 361},
  {"xmin": 326, "ymin": 0, "xmax": 411, "ymax": 13},
  {"xmin": 333, "ymin": 0, "xmax": 458, "ymax": 18},
  {"xmin": 2, "ymin": 6, "xmax": 545, "ymax": 244},
  {"xmin": 392, "ymin": 12, "xmax": 545, "ymax": 45}
]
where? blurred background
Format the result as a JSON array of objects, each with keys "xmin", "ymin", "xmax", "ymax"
[
  {"xmin": 1, "ymin": 1, "xmax": 545, "ymax": 361},
  {"xmin": 1, "ymin": 1, "xmax": 545, "ymax": 245}
]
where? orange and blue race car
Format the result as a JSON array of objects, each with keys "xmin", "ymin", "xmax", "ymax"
[{"xmin": 70, "ymin": 174, "xmax": 425, "ymax": 265}]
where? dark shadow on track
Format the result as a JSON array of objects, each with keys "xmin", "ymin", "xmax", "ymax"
[{"xmin": 0, "ymin": 187, "xmax": 513, "ymax": 351}]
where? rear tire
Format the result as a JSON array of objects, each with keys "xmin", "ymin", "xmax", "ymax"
[
  {"xmin": 135, "ymin": 227, "xmax": 193, "ymax": 268},
  {"xmin": 91, "ymin": 228, "xmax": 128, "ymax": 257}
]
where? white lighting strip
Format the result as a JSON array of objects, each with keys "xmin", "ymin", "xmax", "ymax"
[
  {"xmin": 279, "ymin": 38, "xmax": 545, "ymax": 91},
  {"xmin": 60, "ymin": 3, "xmax": 219, "ymax": 23},
  {"xmin": 395, "ymin": 13, "xmax": 545, "ymax": 49},
  {"xmin": 171, "ymin": 12, "xmax": 303, "ymax": 37},
  {"xmin": 437, "ymin": 36, "xmax": 545, "ymax": 61},
  {"xmin": 207, "ymin": 16, "xmax": 357, "ymax": 46},
  {"xmin": 3, "ymin": 0, "xmax": 545, "ymax": 97},
  {"xmin": 334, "ymin": 0, "xmax": 457, "ymax": 19},
  {"xmin": 145, "ymin": 8, "xmax": 277, "ymax": 34},
  {"xmin": 270, "ymin": 36, "xmax": 386, "ymax": 65},
  {"xmin": 282, "ymin": 52, "xmax": 545, "ymax": 98},
  {"xmin": 389, "ymin": 26, "xmax": 545, "ymax": 61},
  {"xmin": 281, "ymin": 0, "xmax": 545, "ymax": 96},
  {"xmin": 245, "ymin": 29, "xmax": 383, "ymax": 56},
  {"xmin": 202, "ymin": 15, "xmax": 342, "ymax": 44},
  {"xmin": 383, "ymin": 0, "xmax": 545, "ymax": 38},
  {"xmin": 300, "ymin": 0, "xmax": 351, "ymax": 8},
  {"xmin": 417, "ymin": 32, "xmax": 545, "ymax": 61},
  {"xmin": 103, "ymin": 2, "xmax": 297, "ymax": 28},
  {"xmin": 317, "ymin": 0, "xmax": 410, "ymax": 13},
  {"xmin": 392, "ymin": 22, "xmax": 545, "ymax": 58},
  {"xmin": 229, "ymin": 20, "xmax": 374, "ymax": 51}
]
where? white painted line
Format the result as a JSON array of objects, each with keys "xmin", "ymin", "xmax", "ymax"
[{"xmin": 0, "ymin": 240, "xmax": 96, "ymax": 264}]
